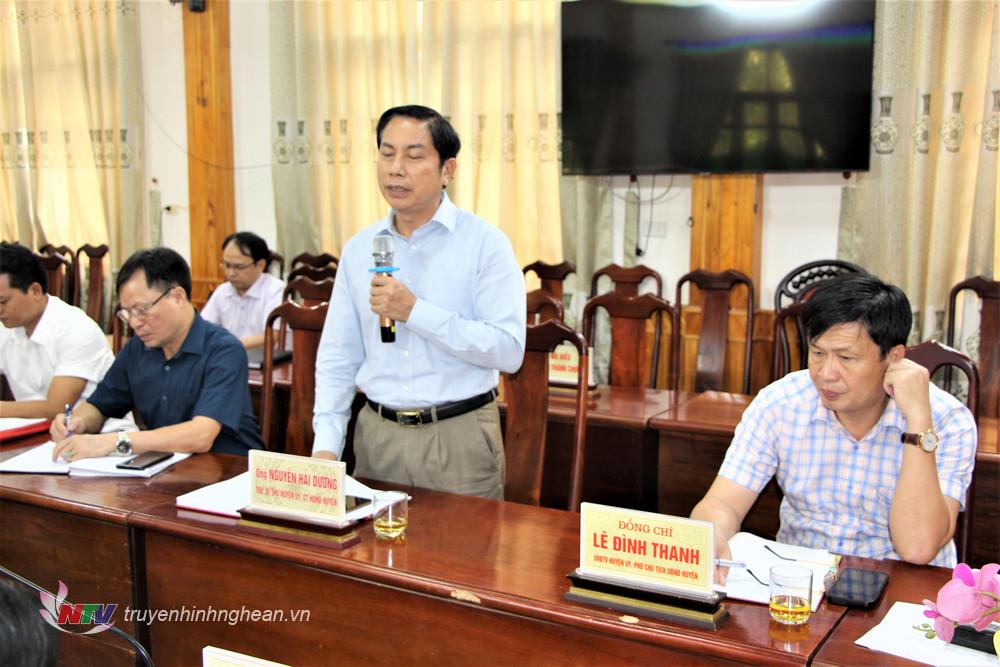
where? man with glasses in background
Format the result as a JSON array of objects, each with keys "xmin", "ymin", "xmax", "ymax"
[
  {"xmin": 200, "ymin": 231, "xmax": 285, "ymax": 350},
  {"xmin": 50, "ymin": 248, "xmax": 264, "ymax": 461}
]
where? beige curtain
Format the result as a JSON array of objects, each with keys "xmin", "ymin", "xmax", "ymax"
[
  {"xmin": 269, "ymin": 0, "xmax": 562, "ymax": 265},
  {"xmin": 0, "ymin": 0, "xmax": 144, "ymax": 268},
  {"xmin": 839, "ymin": 0, "xmax": 998, "ymax": 352}
]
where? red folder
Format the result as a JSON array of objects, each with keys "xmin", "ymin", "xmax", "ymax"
[{"xmin": 0, "ymin": 420, "xmax": 51, "ymax": 444}]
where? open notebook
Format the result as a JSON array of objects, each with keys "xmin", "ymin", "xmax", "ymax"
[
  {"xmin": 718, "ymin": 532, "xmax": 840, "ymax": 612},
  {"xmin": 0, "ymin": 441, "xmax": 189, "ymax": 478}
]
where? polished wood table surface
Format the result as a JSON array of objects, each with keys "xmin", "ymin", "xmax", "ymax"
[
  {"xmin": 813, "ymin": 560, "xmax": 954, "ymax": 666},
  {"xmin": 2, "ymin": 446, "xmax": 848, "ymax": 666},
  {"xmin": 4, "ymin": 446, "xmax": 979, "ymax": 666},
  {"xmin": 0, "ymin": 441, "xmax": 246, "ymax": 666},
  {"xmin": 128, "ymin": 461, "xmax": 847, "ymax": 666}
]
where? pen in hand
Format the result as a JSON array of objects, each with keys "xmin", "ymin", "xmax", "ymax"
[
  {"xmin": 715, "ymin": 559, "xmax": 746, "ymax": 569},
  {"xmin": 64, "ymin": 403, "xmax": 73, "ymax": 438}
]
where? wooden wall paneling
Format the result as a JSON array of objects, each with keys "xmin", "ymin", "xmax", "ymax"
[
  {"xmin": 683, "ymin": 175, "xmax": 763, "ymax": 392},
  {"xmin": 749, "ymin": 310, "xmax": 776, "ymax": 393},
  {"xmin": 182, "ymin": 0, "xmax": 235, "ymax": 309}
]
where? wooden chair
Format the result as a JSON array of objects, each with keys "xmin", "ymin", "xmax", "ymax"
[
  {"xmin": 290, "ymin": 251, "xmax": 338, "ymax": 270},
  {"xmin": 675, "ymin": 269, "xmax": 755, "ymax": 394},
  {"xmin": 74, "ymin": 244, "xmax": 109, "ymax": 328},
  {"xmin": 35, "ymin": 252, "xmax": 73, "ymax": 302},
  {"xmin": 771, "ymin": 302, "xmax": 807, "ymax": 380},
  {"xmin": 947, "ymin": 276, "xmax": 999, "ymax": 419},
  {"xmin": 261, "ymin": 301, "xmax": 327, "ymax": 456},
  {"xmin": 582, "ymin": 292, "xmax": 679, "ymax": 390},
  {"xmin": 502, "ymin": 319, "xmax": 588, "ymax": 511},
  {"xmin": 906, "ymin": 340, "xmax": 979, "ymax": 564},
  {"xmin": 111, "ymin": 304, "xmax": 131, "ymax": 354},
  {"xmin": 283, "ymin": 276, "xmax": 335, "ymax": 307},
  {"xmin": 268, "ymin": 251, "xmax": 285, "ymax": 279},
  {"xmin": 774, "ymin": 259, "xmax": 866, "ymax": 311},
  {"xmin": 526, "ymin": 289, "xmax": 564, "ymax": 325},
  {"xmin": 522, "ymin": 260, "xmax": 575, "ymax": 302},
  {"xmin": 590, "ymin": 263, "xmax": 663, "ymax": 297},
  {"xmin": 287, "ymin": 264, "xmax": 337, "ymax": 283}
]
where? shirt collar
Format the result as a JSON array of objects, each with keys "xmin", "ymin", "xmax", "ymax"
[
  {"xmin": 27, "ymin": 295, "xmax": 59, "ymax": 346},
  {"xmin": 810, "ymin": 386, "xmax": 906, "ymax": 437},
  {"xmin": 380, "ymin": 191, "xmax": 458, "ymax": 237},
  {"xmin": 172, "ymin": 311, "xmax": 209, "ymax": 358},
  {"xmin": 242, "ymin": 273, "xmax": 270, "ymax": 299}
]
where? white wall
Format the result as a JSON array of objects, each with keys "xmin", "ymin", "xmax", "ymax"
[
  {"xmin": 138, "ymin": 5, "xmax": 845, "ymax": 302},
  {"xmin": 230, "ymin": 0, "xmax": 278, "ymax": 246},
  {"xmin": 610, "ymin": 174, "xmax": 845, "ymax": 307},
  {"xmin": 138, "ymin": 0, "xmax": 277, "ymax": 262},
  {"xmin": 139, "ymin": 1, "xmax": 190, "ymax": 261}
]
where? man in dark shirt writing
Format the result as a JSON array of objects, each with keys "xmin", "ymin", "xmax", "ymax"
[{"xmin": 51, "ymin": 248, "xmax": 264, "ymax": 460}]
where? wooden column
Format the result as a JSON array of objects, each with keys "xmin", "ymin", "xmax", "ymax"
[
  {"xmin": 182, "ymin": 0, "xmax": 234, "ymax": 308},
  {"xmin": 681, "ymin": 174, "xmax": 766, "ymax": 393}
]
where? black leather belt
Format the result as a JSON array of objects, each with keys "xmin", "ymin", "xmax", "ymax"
[{"xmin": 367, "ymin": 388, "xmax": 499, "ymax": 426}]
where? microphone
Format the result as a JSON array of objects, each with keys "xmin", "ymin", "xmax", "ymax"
[{"xmin": 372, "ymin": 234, "xmax": 396, "ymax": 343}]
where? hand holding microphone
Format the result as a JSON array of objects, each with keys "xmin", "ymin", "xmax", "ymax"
[{"xmin": 370, "ymin": 234, "xmax": 416, "ymax": 343}]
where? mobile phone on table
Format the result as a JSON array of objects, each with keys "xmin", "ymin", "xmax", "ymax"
[
  {"xmin": 826, "ymin": 567, "xmax": 889, "ymax": 609},
  {"xmin": 116, "ymin": 451, "xmax": 172, "ymax": 470}
]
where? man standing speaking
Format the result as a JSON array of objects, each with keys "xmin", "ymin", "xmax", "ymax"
[{"xmin": 312, "ymin": 105, "xmax": 526, "ymax": 499}]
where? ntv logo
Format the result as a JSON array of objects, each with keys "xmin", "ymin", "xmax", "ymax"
[{"xmin": 39, "ymin": 581, "xmax": 116, "ymax": 635}]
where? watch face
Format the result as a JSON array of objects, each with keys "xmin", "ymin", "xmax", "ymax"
[{"xmin": 921, "ymin": 432, "xmax": 940, "ymax": 452}]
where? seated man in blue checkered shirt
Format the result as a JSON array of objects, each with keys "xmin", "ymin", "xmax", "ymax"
[{"xmin": 692, "ymin": 274, "xmax": 976, "ymax": 577}]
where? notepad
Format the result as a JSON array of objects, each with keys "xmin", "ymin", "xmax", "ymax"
[
  {"xmin": 718, "ymin": 532, "xmax": 839, "ymax": 612},
  {"xmin": 0, "ymin": 441, "xmax": 189, "ymax": 478}
]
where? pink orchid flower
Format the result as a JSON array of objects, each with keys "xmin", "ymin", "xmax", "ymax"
[{"xmin": 922, "ymin": 563, "xmax": 1000, "ymax": 643}]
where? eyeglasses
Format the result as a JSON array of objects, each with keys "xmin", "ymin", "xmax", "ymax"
[
  {"xmin": 219, "ymin": 260, "xmax": 254, "ymax": 272},
  {"xmin": 117, "ymin": 287, "xmax": 174, "ymax": 323}
]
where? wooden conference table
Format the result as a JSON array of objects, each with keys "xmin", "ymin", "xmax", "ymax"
[
  {"xmin": 0, "ymin": 438, "xmax": 875, "ymax": 666},
  {"xmin": 1, "ymin": 433, "xmax": 987, "ymax": 666},
  {"xmin": 250, "ymin": 365, "xmax": 998, "ymax": 566}
]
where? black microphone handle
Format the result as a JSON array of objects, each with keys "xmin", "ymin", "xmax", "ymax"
[{"xmin": 380, "ymin": 322, "xmax": 396, "ymax": 343}]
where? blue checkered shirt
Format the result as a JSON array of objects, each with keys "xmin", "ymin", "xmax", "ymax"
[{"xmin": 719, "ymin": 370, "xmax": 977, "ymax": 567}]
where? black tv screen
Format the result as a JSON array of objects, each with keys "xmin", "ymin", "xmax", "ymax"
[{"xmin": 561, "ymin": 0, "xmax": 875, "ymax": 175}]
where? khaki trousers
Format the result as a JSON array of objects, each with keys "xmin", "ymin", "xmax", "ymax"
[{"xmin": 353, "ymin": 401, "xmax": 505, "ymax": 500}]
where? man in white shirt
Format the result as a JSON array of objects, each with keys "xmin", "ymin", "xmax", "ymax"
[
  {"xmin": 0, "ymin": 242, "xmax": 115, "ymax": 419},
  {"xmin": 200, "ymin": 232, "xmax": 285, "ymax": 349}
]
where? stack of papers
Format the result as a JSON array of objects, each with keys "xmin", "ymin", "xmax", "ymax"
[
  {"xmin": 855, "ymin": 601, "xmax": 1000, "ymax": 666},
  {"xmin": 176, "ymin": 473, "xmax": 378, "ymax": 523},
  {"xmin": 719, "ymin": 532, "xmax": 840, "ymax": 611},
  {"xmin": 0, "ymin": 441, "xmax": 189, "ymax": 478}
]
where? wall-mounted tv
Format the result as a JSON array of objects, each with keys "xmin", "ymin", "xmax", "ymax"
[{"xmin": 561, "ymin": 0, "xmax": 875, "ymax": 175}]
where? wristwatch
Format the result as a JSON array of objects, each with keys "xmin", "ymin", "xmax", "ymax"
[
  {"xmin": 901, "ymin": 428, "xmax": 939, "ymax": 453},
  {"xmin": 114, "ymin": 431, "xmax": 133, "ymax": 457}
]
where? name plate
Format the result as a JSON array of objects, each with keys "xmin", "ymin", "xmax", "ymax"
[
  {"xmin": 579, "ymin": 503, "xmax": 714, "ymax": 597},
  {"xmin": 549, "ymin": 343, "xmax": 596, "ymax": 388},
  {"xmin": 248, "ymin": 450, "xmax": 346, "ymax": 521}
]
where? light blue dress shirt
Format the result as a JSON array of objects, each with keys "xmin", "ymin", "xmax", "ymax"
[{"xmin": 312, "ymin": 193, "xmax": 526, "ymax": 458}]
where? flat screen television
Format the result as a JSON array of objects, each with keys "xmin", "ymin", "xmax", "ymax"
[{"xmin": 561, "ymin": 0, "xmax": 875, "ymax": 175}]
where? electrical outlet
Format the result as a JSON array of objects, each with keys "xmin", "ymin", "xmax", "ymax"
[{"xmin": 645, "ymin": 222, "xmax": 668, "ymax": 238}]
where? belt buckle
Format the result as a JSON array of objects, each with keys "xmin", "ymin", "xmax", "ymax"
[{"xmin": 396, "ymin": 410, "xmax": 422, "ymax": 426}]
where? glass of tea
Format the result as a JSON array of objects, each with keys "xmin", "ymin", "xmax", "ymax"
[
  {"xmin": 372, "ymin": 491, "xmax": 408, "ymax": 541},
  {"xmin": 769, "ymin": 564, "xmax": 812, "ymax": 625}
]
